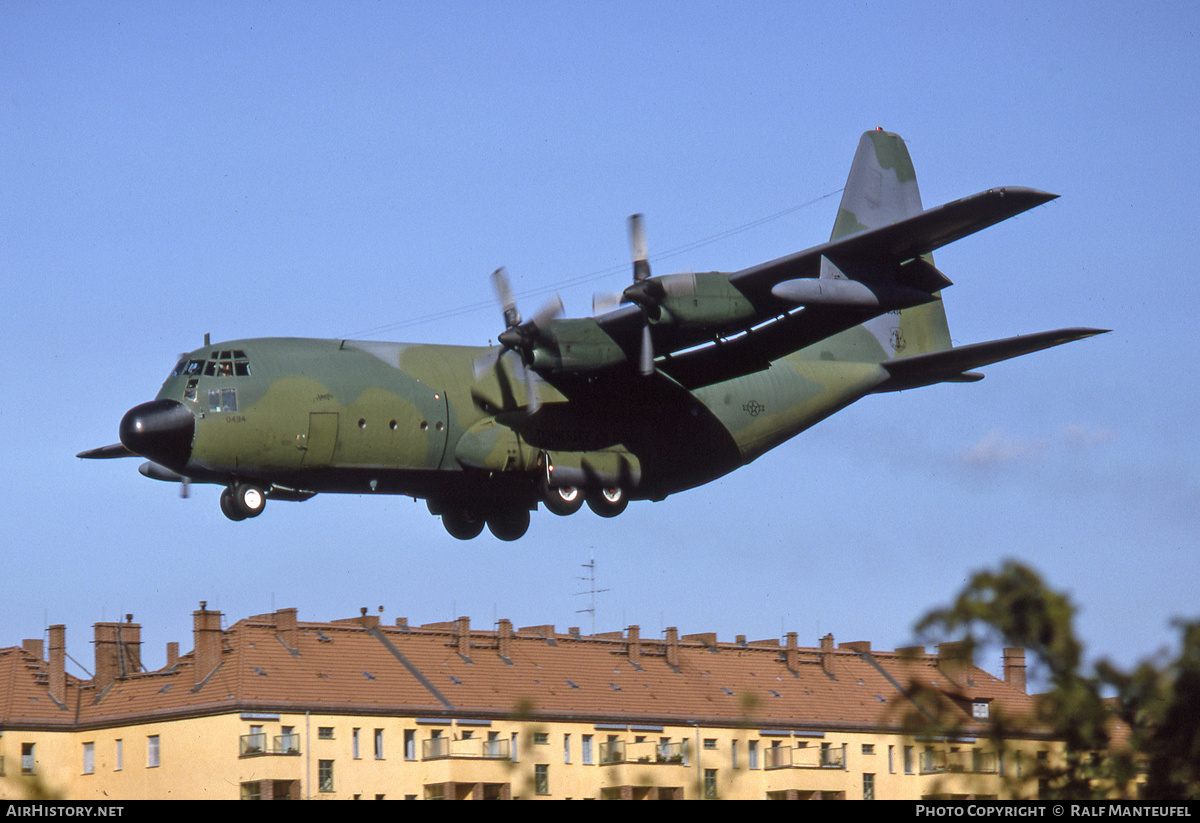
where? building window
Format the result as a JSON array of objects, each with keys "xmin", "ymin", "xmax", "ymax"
[
  {"xmin": 703, "ymin": 738, "xmax": 717, "ymax": 750},
  {"xmin": 888, "ymin": 745, "xmax": 895, "ymax": 773},
  {"xmin": 404, "ymin": 729, "xmax": 416, "ymax": 761},
  {"xmin": 563, "ymin": 734, "xmax": 571, "ymax": 764},
  {"xmin": 21, "ymin": 743, "xmax": 35, "ymax": 775},
  {"xmin": 318, "ymin": 760, "xmax": 334, "ymax": 792},
  {"xmin": 582, "ymin": 734, "xmax": 593, "ymax": 765},
  {"xmin": 703, "ymin": 768, "xmax": 718, "ymax": 799},
  {"xmin": 535, "ymin": 764, "xmax": 549, "ymax": 795},
  {"xmin": 973, "ymin": 701, "xmax": 990, "ymax": 719},
  {"xmin": 731, "ymin": 739, "xmax": 738, "ymax": 769},
  {"xmin": 534, "ymin": 732, "xmax": 549, "ymax": 745},
  {"xmin": 82, "ymin": 742, "xmax": 94, "ymax": 775},
  {"xmin": 318, "ymin": 727, "xmax": 334, "ymax": 740},
  {"xmin": 862, "ymin": 743, "xmax": 875, "ymax": 755},
  {"xmin": 748, "ymin": 739, "xmax": 759, "ymax": 770},
  {"xmin": 115, "ymin": 739, "xmax": 123, "ymax": 772},
  {"xmin": 904, "ymin": 745, "xmax": 914, "ymax": 774},
  {"xmin": 374, "ymin": 729, "xmax": 384, "ymax": 760},
  {"xmin": 863, "ymin": 772, "xmax": 875, "ymax": 800},
  {"xmin": 147, "ymin": 735, "xmax": 160, "ymax": 768},
  {"xmin": 352, "ymin": 728, "xmax": 360, "ymax": 759}
]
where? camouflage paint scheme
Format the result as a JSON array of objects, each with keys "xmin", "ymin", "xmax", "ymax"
[{"xmin": 81, "ymin": 131, "xmax": 1104, "ymax": 540}]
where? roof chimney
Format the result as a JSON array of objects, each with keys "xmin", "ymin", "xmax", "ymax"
[
  {"xmin": 22, "ymin": 638, "xmax": 43, "ymax": 660},
  {"xmin": 785, "ymin": 632, "xmax": 798, "ymax": 672},
  {"xmin": 455, "ymin": 616, "xmax": 471, "ymax": 660},
  {"xmin": 820, "ymin": 633, "xmax": 835, "ymax": 675},
  {"xmin": 166, "ymin": 642, "xmax": 179, "ymax": 667},
  {"xmin": 497, "ymin": 619, "xmax": 513, "ymax": 662},
  {"xmin": 193, "ymin": 602, "xmax": 223, "ymax": 686},
  {"xmin": 665, "ymin": 627, "xmax": 679, "ymax": 669},
  {"xmin": 627, "ymin": 625, "xmax": 641, "ymax": 665},
  {"xmin": 275, "ymin": 607, "xmax": 299, "ymax": 650},
  {"xmin": 1003, "ymin": 647, "xmax": 1027, "ymax": 693},
  {"xmin": 937, "ymin": 641, "xmax": 972, "ymax": 686},
  {"xmin": 48, "ymin": 625, "xmax": 66, "ymax": 706},
  {"xmin": 93, "ymin": 617, "xmax": 141, "ymax": 689}
]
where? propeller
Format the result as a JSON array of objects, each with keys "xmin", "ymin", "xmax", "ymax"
[
  {"xmin": 474, "ymin": 267, "xmax": 562, "ymax": 412},
  {"xmin": 592, "ymin": 214, "xmax": 656, "ymax": 375}
]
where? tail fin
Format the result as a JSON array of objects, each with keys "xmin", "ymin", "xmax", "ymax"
[{"xmin": 834, "ymin": 129, "xmax": 952, "ymax": 357}]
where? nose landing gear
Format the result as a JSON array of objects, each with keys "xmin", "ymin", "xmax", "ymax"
[{"xmin": 220, "ymin": 483, "xmax": 267, "ymax": 521}]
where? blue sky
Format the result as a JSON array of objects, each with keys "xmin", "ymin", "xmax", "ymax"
[{"xmin": 3, "ymin": 2, "xmax": 1197, "ymax": 684}]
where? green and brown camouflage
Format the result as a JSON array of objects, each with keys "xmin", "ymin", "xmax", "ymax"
[{"xmin": 80, "ymin": 130, "xmax": 1105, "ymax": 540}]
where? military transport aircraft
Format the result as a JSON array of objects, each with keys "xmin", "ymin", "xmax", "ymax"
[{"xmin": 79, "ymin": 130, "xmax": 1104, "ymax": 540}]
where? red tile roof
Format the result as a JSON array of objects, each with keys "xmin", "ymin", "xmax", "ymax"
[{"xmin": 0, "ymin": 609, "xmax": 1048, "ymax": 736}]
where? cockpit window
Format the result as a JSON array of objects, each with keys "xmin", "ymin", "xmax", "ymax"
[{"xmin": 178, "ymin": 351, "xmax": 252, "ymax": 380}]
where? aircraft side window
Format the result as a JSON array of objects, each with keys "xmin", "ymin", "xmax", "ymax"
[
  {"xmin": 204, "ymin": 361, "xmax": 217, "ymax": 376},
  {"xmin": 217, "ymin": 361, "xmax": 232, "ymax": 376},
  {"xmin": 235, "ymin": 361, "xmax": 250, "ymax": 376},
  {"xmin": 207, "ymin": 389, "xmax": 237, "ymax": 413},
  {"xmin": 185, "ymin": 360, "xmax": 205, "ymax": 376}
]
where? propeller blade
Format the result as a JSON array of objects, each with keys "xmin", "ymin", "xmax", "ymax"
[
  {"xmin": 528, "ymin": 294, "xmax": 564, "ymax": 329},
  {"xmin": 592, "ymin": 292, "xmax": 622, "ymax": 315},
  {"xmin": 473, "ymin": 346, "xmax": 503, "ymax": 379},
  {"xmin": 629, "ymin": 213, "xmax": 650, "ymax": 282},
  {"xmin": 492, "ymin": 267, "xmax": 520, "ymax": 328}
]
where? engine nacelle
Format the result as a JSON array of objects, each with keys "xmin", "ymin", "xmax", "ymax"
[{"xmin": 626, "ymin": 271, "xmax": 757, "ymax": 328}]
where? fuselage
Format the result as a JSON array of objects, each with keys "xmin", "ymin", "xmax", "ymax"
[{"xmin": 132, "ymin": 324, "xmax": 892, "ymax": 509}]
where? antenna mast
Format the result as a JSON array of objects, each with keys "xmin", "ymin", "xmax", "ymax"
[{"xmin": 574, "ymin": 554, "xmax": 610, "ymax": 635}]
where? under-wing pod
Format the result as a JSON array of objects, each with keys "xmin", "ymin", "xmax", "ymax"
[{"xmin": 541, "ymin": 449, "xmax": 642, "ymax": 491}]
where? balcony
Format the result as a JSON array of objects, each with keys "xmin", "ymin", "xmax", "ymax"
[
  {"xmin": 920, "ymin": 749, "xmax": 998, "ymax": 775},
  {"xmin": 764, "ymin": 744, "xmax": 845, "ymax": 770},
  {"xmin": 239, "ymin": 733, "xmax": 301, "ymax": 758},
  {"xmin": 599, "ymin": 740, "xmax": 687, "ymax": 766},
  {"xmin": 422, "ymin": 736, "xmax": 511, "ymax": 761}
]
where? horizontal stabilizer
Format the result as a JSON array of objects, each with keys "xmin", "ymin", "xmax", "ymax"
[{"xmin": 873, "ymin": 327, "xmax": 1108, "ymax": 393}]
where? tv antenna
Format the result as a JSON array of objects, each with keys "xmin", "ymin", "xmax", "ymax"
[{"xmin": 574, "ymin": 553, "xmax": 610, "ymax": 635}]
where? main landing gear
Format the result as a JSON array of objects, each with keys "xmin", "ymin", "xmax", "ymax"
[
  {"xmin": 433, "ymin": 484, "xmax": 630, "ymax": 541},
  {"xmin": 434, "ymin": 502, "xmax": 531, "ymax": 542},
  {"xmin": 220, "ymin": 483, "xmax": 266, "ymax": 521}
]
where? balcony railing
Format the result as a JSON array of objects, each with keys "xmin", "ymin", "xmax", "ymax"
[
  {"xmin": 422, "ymin": 737, "xmax": 511, "ymax": 761},
  {"xmin": 239, "ymin": 733, "xmax": 301, "ymax": 757},
  {"xmin": 920, "ymin": 749, "xmax": 998, "ymax": 774},
  {"xmin": 764, "ymin": 744, "xmax": 845, "ymax": 770},
  {"xmin": 598, "ymin": 740, "xmax": 687, "ymax": 766}
]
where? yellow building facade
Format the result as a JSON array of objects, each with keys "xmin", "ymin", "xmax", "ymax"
[{"xmin": 0, "ymin": 605, "xmax": 1059, "ymax": 800}]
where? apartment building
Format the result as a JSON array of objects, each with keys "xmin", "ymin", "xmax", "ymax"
[{"xmin": 0, "ymin": 604, "xmax": 1058, "ymax": 799}]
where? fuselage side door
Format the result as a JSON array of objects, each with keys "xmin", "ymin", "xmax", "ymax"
[{"xmin": 302, "ymin": 412, "xmax": 339, "ymax": 466}]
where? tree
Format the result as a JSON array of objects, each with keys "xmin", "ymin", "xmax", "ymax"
[{"xmin": 914, "ymin": 561, "xmax": 1199, "ymax": 799}]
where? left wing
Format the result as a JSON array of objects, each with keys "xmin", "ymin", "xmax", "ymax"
[{"xmin": 580, "ymin": 186, "xmax": 1056, "ymax": 391}]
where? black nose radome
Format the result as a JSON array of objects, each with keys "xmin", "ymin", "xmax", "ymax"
[{"xmin": 119, "ymin": 399, "xmax": 195, "ymax": 471}]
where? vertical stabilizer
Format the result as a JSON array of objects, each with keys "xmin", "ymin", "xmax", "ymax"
[{"xmin": 833, "ymin": 130, "xmax": 952, "ymax": 357}]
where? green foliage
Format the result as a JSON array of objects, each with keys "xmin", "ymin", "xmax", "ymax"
[{"xmin": 915, "ymin": 561, "xmax": 1200, "ymax": 800}]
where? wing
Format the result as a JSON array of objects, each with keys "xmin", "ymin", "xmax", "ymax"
[
  {"xmin": 533, "ymin": 130, "xmax": 1087, "ymax": 399},
  {"xmin": 580, "ymin": 186, "xmax": 1056, "ymax": 390}
]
